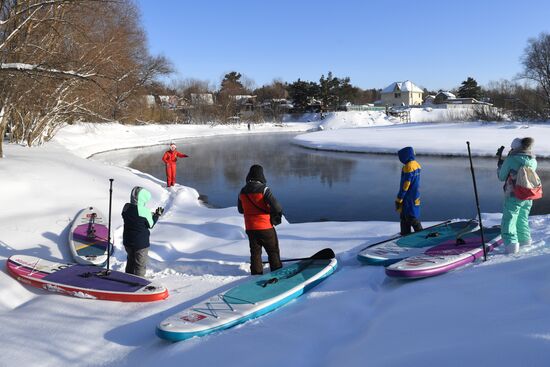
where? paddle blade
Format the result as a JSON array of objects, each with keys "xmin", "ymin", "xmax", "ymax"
[{"xmin": 311, "ymin": 248, "xmax": 335, "ymax": 260}]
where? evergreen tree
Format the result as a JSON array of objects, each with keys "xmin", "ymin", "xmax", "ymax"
[
  {"xmin": 287, "ymin": 79, "xmax": 320, "ymax": 112},
  {"xmin": 457, "ymin": 77, "xmax": 482, "ymax": 99},
  {"xmin": 219, "ymin": 71, "xmax": 245, "ymax": 95}
]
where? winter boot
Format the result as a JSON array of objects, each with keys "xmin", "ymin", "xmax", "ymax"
[{"xmin": 505, "ymin": 242, "xmax": 519, "ymax": 254}]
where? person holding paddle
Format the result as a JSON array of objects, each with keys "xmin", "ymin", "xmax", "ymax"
[{"xmin": 238, "ymin": 164, "xmax": 283, "ymax": 275}]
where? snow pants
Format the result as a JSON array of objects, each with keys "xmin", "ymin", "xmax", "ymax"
[
  {"xmin": 400, "ymin": 212, "xmax": 423, "ymax": 236},
  {"xmin": 246, "ymin": 228, "xmax": 282, "ymax": 275},
  {"xmin": 501, "ymin": 196, "xmax": 532, "ymax": 248},
  {"xmin": 124, "ymin": 246, "xmax": 149, "ymax": 277},
  {"xmin": 165, "ymin": 163, "xmax": 177, "ymax": 187}
]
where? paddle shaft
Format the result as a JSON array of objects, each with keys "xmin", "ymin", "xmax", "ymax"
[
  {"xmin": 106, "ymin": 179, "xmax": 113, "ymax": 271},
  {"xmin": 466, "ymin": 142, "xmax": 487, "ymax": 261},
  {"xmin": 358, "ymin": 220, "xmax": 453, "ymax": 252},
  {"xmin": 262, "ymin": 248, "xmax": 335, "ymax": 264}
]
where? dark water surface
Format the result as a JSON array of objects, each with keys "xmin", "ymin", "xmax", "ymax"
[{"xmin": 92, "ymin": 133, "xmax": 550, "ymax": 223}]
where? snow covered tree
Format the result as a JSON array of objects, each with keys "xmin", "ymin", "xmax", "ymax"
[{"xmin": 457, "ymin": 77, "xmax": 482, "ymax": 99}]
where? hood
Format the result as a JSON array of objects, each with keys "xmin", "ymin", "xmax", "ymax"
[
  {"xmin": 130, "ymin": 186, "xmax": 154, "ymax": 227},
  {"xmin": 398, "ymin": 147, "xmax": 415, "ymax": 164},
  {"xmin": 246, "ymin": 164, "xmax": 266, "ymax": 184},
  {"xmin": 509, "ymin": 152, "xmax": 537, "ymax": 168}
]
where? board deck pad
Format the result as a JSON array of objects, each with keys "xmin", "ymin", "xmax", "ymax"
[
  {"xmin": 357, "ymin": 221, "xmax": 479, "ymax": 265},
  {"xmin": 157, "ymin": 256, "xmax": 337, "ymax": 341},
  {"xmin": 7, "ymin": 254, "xmax": 168, "ymax": 302},
  {"xmin": 43, "ymin": 265, "xmax": 150, "ymax": 292},
  {"xmin": 73, "ymin": 224, "xmax": 110, "ymax": 256},
  {"xmin": 385, "ymin": 227, "xmax": 502, "ymax": 279}
]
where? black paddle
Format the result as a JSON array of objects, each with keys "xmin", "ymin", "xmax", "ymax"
[
  {"xmin": 260, "ymin": 248, "xmax": 336, "ymax": 287},
  {"xmin": 466, "ymin": 141, "xmax": 487, "ymax": 261},
  {"xmin": 262, "ymin": 248, "xmax": 335, "ymax": 264}
]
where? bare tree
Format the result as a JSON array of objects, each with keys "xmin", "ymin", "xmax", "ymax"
[
  {"xmin": 519, "ymin": 32, "xmax": 550, "ymax": 115},
  {"xmin": 0, "ymin": 0, "xmax": 173, "ymax": 157}
]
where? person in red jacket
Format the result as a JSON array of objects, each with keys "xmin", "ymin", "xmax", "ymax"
[
  {"xmin": 162, "ymin": 143, "xmax": 189, "ymax": 187},
  {"xmin": 238, "ymin": 164, "xmax": 283, "ymax": 275}
]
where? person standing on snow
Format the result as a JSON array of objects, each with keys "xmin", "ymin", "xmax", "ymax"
[
  {"xmin": 238, "ymin": 164, "xmax": 283, "ymax": 275},
  {"xmin": 122, "ymin": 186, "xmax": 164, "ymax": 276},
  {"xmin": 162, "ymin": 143, "xmax": 189, "ymax": 187},
  {"xmin": 395, "ymin": 146, "xmax": 423, "ymax": 235},
  {"xmin": 497, "ymin": 137, "xmax": 538, "ymax": 254}
]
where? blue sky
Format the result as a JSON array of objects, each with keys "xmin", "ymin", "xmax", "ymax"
[{"xmin": 136, "ymin": 0, "xmax": 550, "ymax": 91}]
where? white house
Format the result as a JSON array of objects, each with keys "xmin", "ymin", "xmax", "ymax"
[
  {"xmin": 190, "ymin": 93, "xmax": 214, "ymax": 105},
  {"xmin": 380, "ymin": 80, "xmax": 424, "ymax": 106}
]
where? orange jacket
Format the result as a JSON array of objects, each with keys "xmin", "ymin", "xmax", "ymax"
[{"xmin": 238, "ymin": 182, "xmax": 282, "ymax": 231}]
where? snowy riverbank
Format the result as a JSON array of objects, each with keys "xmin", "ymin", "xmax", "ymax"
[
  {"xmin": 0, "ymin": 121, "xmax": 549, "ymax": 366},
  {"xmin": 294, "ymin": 121, "xmax": 550, "ymax": 157}
]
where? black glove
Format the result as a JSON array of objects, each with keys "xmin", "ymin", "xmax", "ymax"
[
  {"xmin": 155, "ymin": 207, "xmax": 165, "ymax": 216},
  {"xmin": 394, "ymin": 200, "xmax": 402, "ymax": 212},
  {"xmin": 496, "ymin": 146, "xmax": 505, "ymax": 158}
]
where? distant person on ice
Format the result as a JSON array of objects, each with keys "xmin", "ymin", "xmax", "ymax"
[
  {"xmin": 497, "ymin": 137, "xmax": 539, "ymax": 254},
  {"xmin": 238, "ymin": 164, "xmax": 283, "ymax": 275},
  {"xmin": 122, "ymin": 186, "xmax": 164, "ymax": 276},
  {"xmin": 395, "ymin": 147, "xmax": 423, "ymax": 235},
  {"xmin": 162, "ymin": 143, "xmax": 189, "ymax": 187}
]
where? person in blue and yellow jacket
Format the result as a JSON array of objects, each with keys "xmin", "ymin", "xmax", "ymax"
[{"xmin": 395, "ymin": 147, "xmax": 423, "ymax": 235}]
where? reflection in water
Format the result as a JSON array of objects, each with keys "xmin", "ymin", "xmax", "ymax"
[{"xmin": 92, "ymin": 133, "xmax": 550, "ymax": 223}]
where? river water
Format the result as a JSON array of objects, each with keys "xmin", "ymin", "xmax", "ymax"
[{"xmin": 92, "ymin": 133, "xmax": 550, "ymax": 223}]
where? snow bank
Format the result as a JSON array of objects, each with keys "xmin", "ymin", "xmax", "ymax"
[
  {"xmin": 294, "ymin": 121, "xmax": 550, "ymax": 157},
  {"xmin": 54, "ymin": 121, "xmax": 316, "ymax": 158}
]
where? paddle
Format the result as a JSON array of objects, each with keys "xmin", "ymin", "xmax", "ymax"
[
  {"xmin": 106, "ymin": 178, "xmax": 114, "ymax": 272},
  {"xmin": 466, "ymin": 142, "xmax": 487, "ymax": 261},
  {"xmin": 262, "ymin": 248, "xmax": 335, "ymax": 264},
  {"xmin": 358, "ymin": 220, "xmax": 453, "ymax": 252},
  {"xmin": 260, "ymin": 248, "xmax": 336, "ymax": 287}
]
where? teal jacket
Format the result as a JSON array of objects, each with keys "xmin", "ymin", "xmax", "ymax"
[{"xmin": 497, "ymin": 150, "xmax": 537, "ymax": 199}]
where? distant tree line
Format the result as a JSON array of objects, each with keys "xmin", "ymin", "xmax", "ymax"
[
  {"xmin": 2, "ymin": 2, "xmax": 550, "ymax": 157},
  {"xmin": 169, "ymin": 71, "xmax": 382, "ymax": 123}
]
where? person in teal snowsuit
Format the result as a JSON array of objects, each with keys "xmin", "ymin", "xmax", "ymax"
[
  {"xmin": 395, "ymin": 147, "xmax": 423, "ymax": 235},
  {"xmin": 497, "ymin": 137, "xmax": 537, "ymax": 254}
]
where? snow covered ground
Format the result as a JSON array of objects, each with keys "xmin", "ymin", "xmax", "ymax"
[
  {"xmin": 294, "ymin": 121, "xmax": 550, "ymax": 158},
  {"xmin": 1, "ymin": 118, "xmax": 549, "ymax": 366}
]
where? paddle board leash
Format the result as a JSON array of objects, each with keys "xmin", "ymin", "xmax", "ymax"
[{"xmin": 466, "ymin": 142, "xmax": 487, "ymax": 261}]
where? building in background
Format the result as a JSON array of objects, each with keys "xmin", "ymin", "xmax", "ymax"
[{"xmin": 378, "ymin": 80, "xmax": 424, "ymax": 106}]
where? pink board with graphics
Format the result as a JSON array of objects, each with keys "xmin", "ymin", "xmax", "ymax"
[
  {"xmin": 385, "ymin": 227, "xmax": 502, "ymax": 279},
  {"xmin": 7, "ymin": 254, "xmax": 168, "ymax": 302}
]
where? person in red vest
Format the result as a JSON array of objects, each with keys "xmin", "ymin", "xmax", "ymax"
[
  {"xmin": 162, "ymin": 143, "xmax": 189, "ymax": 187},
  {"xmin": 238, "ymin": 164, "xmax": 283, "ymax": 275}
]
